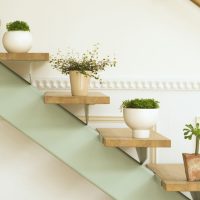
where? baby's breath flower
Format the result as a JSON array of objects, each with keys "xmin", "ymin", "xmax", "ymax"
[{"xmin": 50, "ymin": 44, "xmax": 116, "ymax": 82}]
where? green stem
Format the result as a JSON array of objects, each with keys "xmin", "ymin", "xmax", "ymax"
[{"xmin": 195, "ymin": 136, "xmax": 199, "ymax": 155}]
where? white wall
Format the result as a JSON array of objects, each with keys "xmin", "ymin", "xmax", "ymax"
[
  {"xmin": 1, "ymin": 0, "xmax": 200, "ymax": 199},
  {"xmin": 0, "ymin": 118, "xmax": 112, "ymax": 200},
  {"xmin": 1, "ymin": 0, "xmax": 200, "ymax": 78}
]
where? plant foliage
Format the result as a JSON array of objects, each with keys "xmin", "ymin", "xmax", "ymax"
[
  {"xmin": 121, "ymin": 98, "xmax": 159, "ymax": 109},
  {"xmin": 183, "ymin": 123, "xmax": 200, "ymax": 154},
  {"xmin": 50, "ymin": 44, "xmax": 116, "ymax": 82},
  {"xmin": 6, "ymin": 20, "xmax": 30, "ymax": 31}
]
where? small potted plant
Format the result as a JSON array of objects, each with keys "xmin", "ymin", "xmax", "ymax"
[
  {"xmin": 50, "ymin": 44, "xmax": 116, "ymax": 96},
  {"xmin": 183, "ymin": 123, "xmax": 200, "ymax": 181},
  {"xmin": 2, "ymin": 20, "xmax": 32, "ymax": 53},
  {"xmin": 121, "ymin": 98, "xmax": 160, "ymax": 138}
]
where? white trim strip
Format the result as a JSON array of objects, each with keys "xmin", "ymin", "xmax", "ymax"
[{"xmin": 32, "ymin": 78, "xmax": 200, "ymax": 91}]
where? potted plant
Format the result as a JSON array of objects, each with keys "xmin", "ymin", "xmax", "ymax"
[
  {"xmin": 183, "ymin": 123, "xmax": 200, "ymax": 181},
  {"xmin": 50, "ymin": 44, "xmax": 116, "ymax": 96},
  {"xmin": 2, "ymin": 20, "xmax": 32, "ymax": 53},
  {"xmin": 121, "ymin": 98, "xmax": 160, "ymax": 138}
]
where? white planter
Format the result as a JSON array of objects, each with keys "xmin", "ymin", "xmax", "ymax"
[
  {"xmin": 69, "ymin": 71, "xmax": 91, "ymax": 96},
  {"xmin": 123, "ymin": 108, "xmax": 159, "ymax": 138},
  {"xmin": 2, "ymin": 31, "xmax": 32, "ymax": 53}
]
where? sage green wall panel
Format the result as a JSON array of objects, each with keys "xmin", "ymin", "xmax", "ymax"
[{"xmin": 0, "ymin": 64, "xmax": 186, "ymax": 200}]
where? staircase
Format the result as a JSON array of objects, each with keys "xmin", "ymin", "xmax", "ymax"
[{"xmin": 0, "ymin": 59, "xmax": 187, "ymax": 200}]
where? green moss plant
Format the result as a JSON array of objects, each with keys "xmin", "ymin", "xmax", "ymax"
[
  {"xmin": 6, "ymin": 21, "xmax": 30, "ymax": 31},
  {"xmin": 121, "ymin": 98, "xmax": 160, "ymax": 109}
]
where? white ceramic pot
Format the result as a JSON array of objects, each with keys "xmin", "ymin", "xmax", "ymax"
[
  {"xmin": 123, "ymin": 108, "xmax": 159, "ymax": 138},
  {"xmin": 69, "ymin": 71, "xmax": 91, "ymax": 96},
  {"xmin": 2, "ymin": 31, "xmax": 32, "ymax": 53}
]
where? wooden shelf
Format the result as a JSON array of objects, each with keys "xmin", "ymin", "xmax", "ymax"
[
  {"xmin": 147, "ymin": 164, "xmax": 200, "ymax": 192},
  {"xmin": 0, "ymin": 53, "xmax": 49, "ymax": 61},
  {"xmin": 191, "ymin": 0, "xmax": 200, "ymax": 7},
  {"xmin": 97, "ymin": 128, "xmax": 171, "ymax": 147},
  {"xmin": 44, "ymin": 92, "xmax": 110, "ymax": 105}
]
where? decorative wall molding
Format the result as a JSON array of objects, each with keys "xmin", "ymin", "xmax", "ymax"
[{"xmin": 32, "ymin": 77, "xmax": 200, "ymax": 91}]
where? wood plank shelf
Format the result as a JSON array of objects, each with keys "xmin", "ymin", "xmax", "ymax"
[
  {"xmin": 0, "ymin": 53, "xmax": 49, "ymax": 61},
  {"xmin": 97, "ymin": 128, "xmax": 171, "ymax": 147},
  {"xmin": 147, "ymin": 164, "xmax": 200, "ymax": 191},
  {"xmin": 44, "ymin": 92, "xmax": 110, "ymax": 105},
  {"xmin": 97, "ymin": 128, "xmax": 171, "ymax": 165},
  {"xmin": 44, "ymin": 92, "xmax": 110, "ymax": 125},
  {"xmin": 147, "ymin": 164, "xmax": 200, "ymax": 200},
  {"xmin": 191, "ymin": 0, "xmax": 200, "ymax": 7}
]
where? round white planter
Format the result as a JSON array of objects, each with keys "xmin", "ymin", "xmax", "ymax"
[
  {"xmin": 123, "ymin": 108, "xmax": 159, "ymax": 138},
  {"xmin": 69, "ymin": 71, "xmax": 91, "ymax": 96},
  {"xmin": 2, "ymin": 31, "xmax": 32, "ymax": 53}
]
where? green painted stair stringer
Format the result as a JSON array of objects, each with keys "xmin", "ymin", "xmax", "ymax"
[{"xmin": 0, "ymin": 63, "xmax": 186, "ymax": 200}]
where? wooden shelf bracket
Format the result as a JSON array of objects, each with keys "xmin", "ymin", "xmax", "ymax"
[
  {"xmin": 147, "ymin": 164, "xmax": 200, "ymax": 200},
  {"xmin": 191, "ymin": 192, "xmax": 200, "ymax": 200},
  {"xmin": 28, "ymin": 62, "xmax": 33, "ymax": 84},
  {"xmin": 97, "ymin": 128, "xmax": 171, "ymax": 165},
  {"xmin": 84, "ymin": 104, "xmax": 89, "ymax": 125},
  {"xmin": 0, "ymin": 53, "xmax": 49, "ymax": 84},
  {"xmin": 44, "ymin": 92, "xmax": 110, "ymax": 125},
  {"xmin": 97, "ymin": 133, "xmax": 148, "ymax": 164},
  {"xmin": 135, "ymin": 147, "xmax": 147, "ymax": 165}
]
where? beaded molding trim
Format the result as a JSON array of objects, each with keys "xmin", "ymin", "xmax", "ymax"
[{"xmin": 32, "ymin": 78, "xmax": 200, "ymax": 91}]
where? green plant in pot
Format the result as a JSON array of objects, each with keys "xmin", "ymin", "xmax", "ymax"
[
  {"xmin": 121, "ymin": 98, "xmax": 160, "ymax": 138},
  {"xmin": 183, "ymin": 123, "xmax": 200, "ymax": 181},
  {"xmin": 2, "ymin": 20, "xmax": 32, "ymax": 53},
  {"xmin": 50, "ymin": 44, "xmax": 116, "ymax": 96}
]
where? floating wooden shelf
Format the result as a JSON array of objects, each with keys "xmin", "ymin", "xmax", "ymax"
[
  {"xmin": 44, "ymin": 92, "xmax": 110, "ymax": 105},
  {"xmin": 191, "ymin": 0, "xmax": 200, "ymax": 7},
  {"xmin": 44, "ymin": 92, "xmax": 110, "ymax": 125},
  {"xmin": 97, "ymin": 128, "xmax": 171, "ymax": 147},
  {"xmin": 97, "ymin": 128, "xmax": 171, "ymax": 165},
  {"xmin": 0, "ymin": 53, "xmax": 49, "ymax": 61},
  {"xmin": 147, "ymin": 164, "xmax": 200, "ymax": 192}
]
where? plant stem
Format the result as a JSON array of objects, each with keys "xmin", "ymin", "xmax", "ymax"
[{"xmin": 195, "ymin": 136, "xmax": 199, "ymax": 155}]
